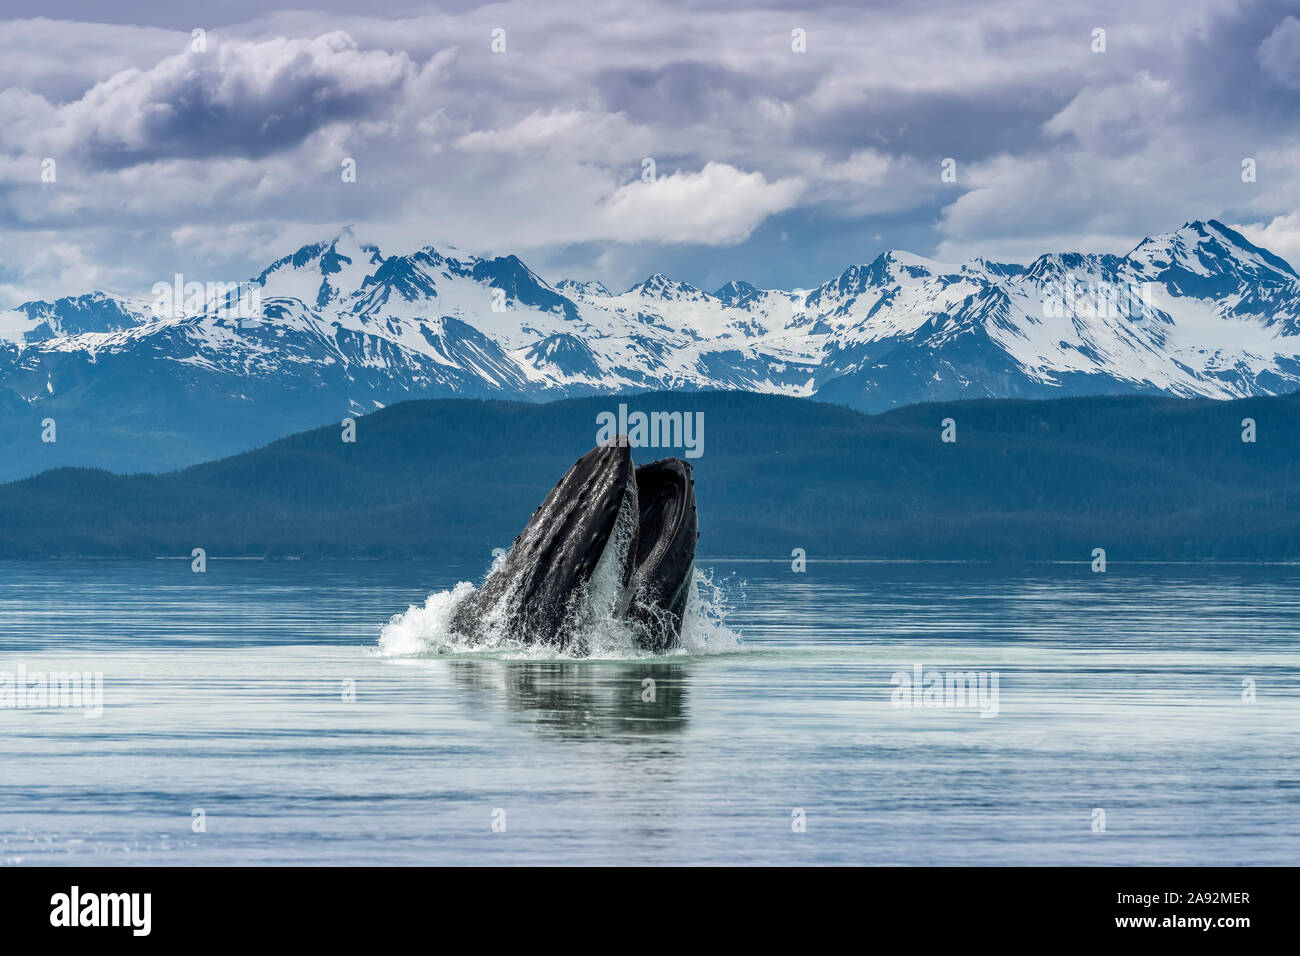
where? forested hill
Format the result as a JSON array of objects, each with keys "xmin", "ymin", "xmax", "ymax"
[{"xmin": 1, "ymin": 389, "xmax": 1297, "ymax": 560}]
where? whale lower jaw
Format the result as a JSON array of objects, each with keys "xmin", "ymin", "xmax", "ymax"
[{"xmin": 449, "ymin": 441, "xmax": 698, "ymax": 652}]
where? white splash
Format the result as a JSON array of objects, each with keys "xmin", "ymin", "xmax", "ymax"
[{"xmin": 376, "ymin": 565, "xmax": 743, "ymax": 660}]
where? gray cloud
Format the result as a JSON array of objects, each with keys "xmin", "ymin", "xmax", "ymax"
[
  {"xmin": 46, "ymin": 32, "xmax": 417, "ymax": 164},
  {"xmin": 0, "ymin": 0, "xmax": 1297, "ymax": 301},
  {"xmin": 1259, "ymin": 15, "xmax": 1300, "ymax": 89}
]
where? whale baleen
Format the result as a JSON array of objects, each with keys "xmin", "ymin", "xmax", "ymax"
[{"xmin": 450, "ymin": 440, "xmax": 698, "ymax": 652}]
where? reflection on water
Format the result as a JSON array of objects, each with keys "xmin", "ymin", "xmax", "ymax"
[
  {"xmin": 445, "ymin": 660, "xmax": 691, "ymax": 737},
  {"xmin": 0, "ymin": 559, "xmax": 1297, "ymax": 865}
]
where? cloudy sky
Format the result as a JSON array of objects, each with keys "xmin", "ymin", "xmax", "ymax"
[{"xmin": 1, "ymin": 0, "xmax": 1298, "ymax": 303}]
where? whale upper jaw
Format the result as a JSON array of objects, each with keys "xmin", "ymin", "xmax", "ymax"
[{"xmin": 449, "ymin": 440, "xmax": 698, "ymax": 652}]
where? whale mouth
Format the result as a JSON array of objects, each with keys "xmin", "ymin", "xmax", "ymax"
[
  {"xmin": 448, "ymin": 440, "xmax": 698, "ymax": 652},
  {"xmin": 626, "ymin": 458, "xmax": 698, "ymax": 651}
]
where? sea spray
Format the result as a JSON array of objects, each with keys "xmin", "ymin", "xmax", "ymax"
[
  {"xmin": 377, "ymin": 567, "xmax": 743, "ymax": 660},
  {"xmin": 377, "ymin": 581, "xmax": 477, "ymax": 657},
  {"xmin": 677, "ymin": 566, "xmax": 741, "ymax": 655},
  {"xmin": 565, "ymin": 479, "xmax": 641, "ymax": 653}
]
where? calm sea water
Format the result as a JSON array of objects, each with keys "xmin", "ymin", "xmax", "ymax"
[{"xmin": 1, "ymin": 559, "xmax": 1297, "ymax": 866}]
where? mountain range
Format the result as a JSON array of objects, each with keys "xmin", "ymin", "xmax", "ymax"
[{"xmin": 2, "ymin": 218, "xmax": 1298, "ymax": 480}]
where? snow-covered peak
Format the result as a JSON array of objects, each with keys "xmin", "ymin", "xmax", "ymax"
[
  {"xmin": 871, "ymin": 250, "xmax": 962, "ymax": 282},
  {"xmin": 255, "ymin": 229, "xmax": 371, "ymax": 280},
  {"xmin": 0, "ymin": 291, "xmax": 148, "ymax": 345},
  {"xmin": 963, "ymin": 257, "xmax": 1027, "ymax": 280},
  {"xmin": 801, "ymin": 251, "xmax": 960, "ymax": 316},
  {"xmin": 1023, "ymin": 251, "xmax": 1124, "ymax": 284},
  {"xmin": 714, "ymin": 280, "xmax": 760, "ymax": 306},
  {"xmin": 555, "ymin": 278, "xmax": 612, "ymax": 298},
  {"xmin": 254, "ymin": 230, "xmax": 384, "ymax": 309},
  {"xmin": 1126, "ymin": 219, "xmax": 1298, "ymax": 294},
  {"xmin": 627, "ymin": 274, "xmax": 710, "ymax": 301}
]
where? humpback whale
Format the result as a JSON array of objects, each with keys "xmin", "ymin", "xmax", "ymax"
[{"xmin": 450, "ymin": 441, "xmax": 698, "ymax": 652}]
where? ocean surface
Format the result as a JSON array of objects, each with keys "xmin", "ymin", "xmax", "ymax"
[{"xmin": 1, "ymin": 559, "xmax": 1297, "ymax": 866}]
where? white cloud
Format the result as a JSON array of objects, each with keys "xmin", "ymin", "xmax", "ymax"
[
  {"xmin": 1044, "ymin": 72, "xmax": 1177, "ymax": 152},
  {"xmin": 597, "ymin": 162, "xmax": 804, "ymax": 245},
  {"xmin": 455, "ymin": 108, "xmax": 655, "ymax": 161},
  {"xmin": 1236, "ymin": 212, "xmax": 1300, "ymax": 272}
]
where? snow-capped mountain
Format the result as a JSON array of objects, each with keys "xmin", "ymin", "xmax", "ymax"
[{"xmin": 2, "ymin": 218, "xmax": 1298, "ymax": 479}]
